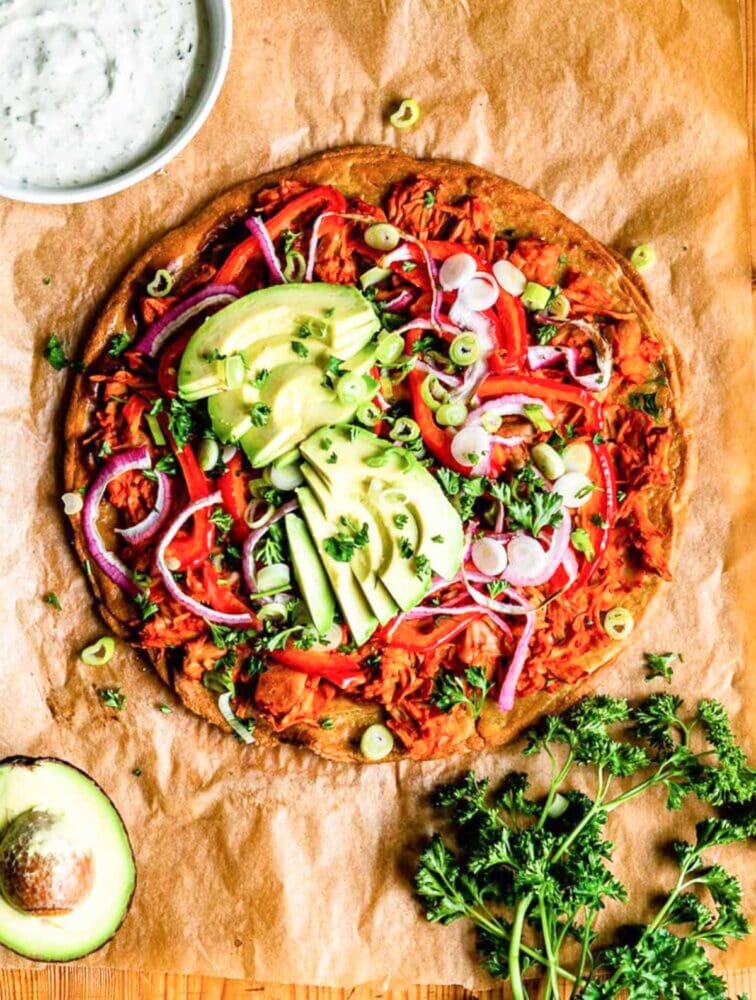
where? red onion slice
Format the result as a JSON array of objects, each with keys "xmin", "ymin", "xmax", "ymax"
[
  {"xmin": 414, "ymin": 360, "xmax": 462, "ymax": 388},
  {"xmin": 156, "ymin": 491, "xmax": 254, "ymax": 625},
  {"xmin": 498, "ymin": 590, "xmax": 536, "ymax": 712},
  {"xmin": 115, "ymin": 470, "xmax": 172, "ymax": 545},
  {"xmin": 242, "ymin": 499, "xmax": 299, "ymax": 593},
  {"xmin": 133, "ymin": 284, "xmax": 240, "ymax": 357},
  {"xmin": 246, "ymin": 216, "xmax": 287, "ymax": 284},
  {"xmin": 383, "ymin": 289, "xmax": 414, "ymax": 311},
  {"xmin": 82, "ymin": 446, "xmax": 154, "ymax": 595},
  {"xmin": 527, "ymin": 317, "xmax": 613, "ymax": 392},
  {"xmin": 465, "ymin": 394, "xmax": 556, "ymax": 427}
]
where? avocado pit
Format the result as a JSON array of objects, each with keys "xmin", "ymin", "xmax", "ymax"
[{"xmin": 0, "ymin": 809, "xmax": 94, "ymax": 916}]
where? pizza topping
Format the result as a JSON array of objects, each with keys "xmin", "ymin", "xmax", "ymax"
[
  {"xmin": 72, "ymin": 174, "xmax": 678, "ymax": 757},
  {"xmin": 630, "ymin": 243, "xmax": 657, "ymax": 270},
  {"xmin": 360, "ymin": 724, "xmax": 395, "ymax": 760},
  {"xmin": 603, "ymin": 606, "xmax": 635, "ymax": 639}
]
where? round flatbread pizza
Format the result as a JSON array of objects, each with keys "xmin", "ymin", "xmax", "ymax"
[{"xmin": 64, "ymin": 146, "xmax": 692, "ymax": 762}]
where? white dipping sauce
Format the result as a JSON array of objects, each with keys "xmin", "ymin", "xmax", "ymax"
[{"xmin": 0, "ymin": 0, "xmax": 208, "ymax": 189}]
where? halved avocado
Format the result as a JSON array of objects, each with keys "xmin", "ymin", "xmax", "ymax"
[{"xmin": 0, "ymin": 757, "xmax": 136, "ymax": 962}]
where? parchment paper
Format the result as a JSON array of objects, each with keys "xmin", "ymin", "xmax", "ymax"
[{"xmin": 0, "ymin": 0, "xmax": 752, "ymax": 986}]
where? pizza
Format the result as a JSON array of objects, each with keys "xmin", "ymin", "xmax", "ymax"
[{"xmin": 63, "ymin": 146, "xmax": 691, "ymax": 762}]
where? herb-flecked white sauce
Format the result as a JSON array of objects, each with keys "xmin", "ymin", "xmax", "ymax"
[{"xmin": 0, "ymin": 0, "xmax": 208, "ymax": 188}]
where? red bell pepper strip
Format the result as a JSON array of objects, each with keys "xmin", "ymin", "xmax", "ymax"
[
  {"xmin": 157, "ymin": 330, "xmax": 193, "ymax": 398},
  {"xmin": 406, "ymin": 331, "xmax": 469, "ymax": 474},
  {"xmin": 478, "ymin": 373, "xmax": 604, "ymax": 433},
  {"xmin": 575, "ymin": 442, "xmax": 617, "ymax": 586},
  {"xmin": 218, "ymin": 453, "xmax": 250, "ymax": 542},
  {"xmin": 199, "ymin": 563, "xmax": 252, "ymax": 616},
  {"xmin": 271, "ymin": 646, "xmax": 365, "ymax": 689},
  {"xmin": 492, "ymin": 291, "xmax": 528, "ymax": 372},
  {"xmin": 164, "ymin": 434, "xmax": 217, "ymax": 570},
  {"xmin": 214, "ymin": 185, "xmax": 348, "ymax": 286},
  {"xmin": 382, "ymin": 610, "xmax": 483, "ymax": 652}
]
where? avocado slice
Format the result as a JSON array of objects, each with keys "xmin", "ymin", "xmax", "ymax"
[
  {"xmin": 178, "ymin": 283, "xmax": 379, "ymax": 401},
  {"xmin": 284, "ymin": 513, "xmax": 335, "ymax": 635},
  {"xmin": 0, "ymin": 757, "xmax": 136, "ymax": 962},
  {"xmin": 296, "ymin": 487, "xmax": 378, "ymax": 646}
]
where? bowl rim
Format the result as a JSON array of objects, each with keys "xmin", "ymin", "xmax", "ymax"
[{"xmin": 0, "ymin": 0, "xmax": 232, "ymax": 206}]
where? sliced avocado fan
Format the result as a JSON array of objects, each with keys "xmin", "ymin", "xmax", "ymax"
[
  {"xmin": 294, "ymin": 425, "xmax": 464, "ymax": 643},
  {"xmin": 177, "ymin": 283, "xmax": 380, "ymax": 467}
]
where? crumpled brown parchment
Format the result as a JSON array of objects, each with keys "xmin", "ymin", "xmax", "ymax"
[{"xmin": 0, "ymin": 0, "xmax": 753, "ymax": 986}]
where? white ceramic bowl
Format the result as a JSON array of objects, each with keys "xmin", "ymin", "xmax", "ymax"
[{"xmin": 0, "ymin": 0, "xmax": 232, "ymax": 206}]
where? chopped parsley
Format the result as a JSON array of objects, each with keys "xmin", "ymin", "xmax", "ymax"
[
  {"xmin": 98, "ymin": 687, "xmax": 126, "ymax": 711},
  {"xmin": 209, "ymin": 508, "xmax": 234, "ymax": 533},
  {"xmin": 415, "ymin": 554, "xmax": 431, "ymax": 577},
  {"xmin": 431, "ymin": 534, "xmax": 444, "ymax": 544},
  {"xmin": 291, "ymin": 340, "xmax": 309, "ymax": 358},
  {"xmin": 168, "ymin": 397, "xmax": 203, "ymax": 448},
  {"xmin": 253, "ymin": 368, "xmax": 270, "ymax": 389},
  {"xmin": 108, "ymin": 331, "xmax": 132, "ymax": 357},
  {"xmin": 432, "ymin": 666, "xmax": 492, "ymax": 718},
  {"xmin": 320, "ymin": 718, "xmax": 335, "ymax": 730},
  {"xmin": 134, "ymin": 592, "xmax": 159, "ymax": 621},
  {"xmin": 43, "ymin": 592, "xmax": 62, "ymax": 611},
  {"xmin": 423, "ymin": 190, "xmax": 436, "ymax": 208},
  {"xmin": 43, "ymin": 334, "xmax": 70, "ymax": 371},
  {"xmin": 249, "ymin": 402, "xmax": 271, "ymax": 427},
  {"xmin": 398, "ymin": 537, "xmax": 414, "ymax": 559},
  {"xmin": 534, "ymin": 323, "xmax": 558, "ymax": 345},
  {"xmin": 645, "ymin": 651, "xmax": 683, "ymax": 683},
  {"xmin": 323, "ymin": 519, "xmax": 369, "ymax": 562},
  {"xmin": 394, "ymin": 513, "xmax": 409, "ymax": 529},
  {"xmin": 491, "ymin": 465, "xmax": 563, "ymax": 538},
  {"xmin": 256, "ymin": 521, "xmax": 285, "ymax": 566}
]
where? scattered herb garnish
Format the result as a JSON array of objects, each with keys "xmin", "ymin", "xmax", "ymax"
[
  {"xmin": 43, "ymin": 592, "xmax": 62, "ymax": 611},
  {"xmin": 432, "ymin": 666, "xmax": 492, "ymax": 719},
  {"xmin": 98, "ymin": 687, "xmax": 126, "ymax": 711},
  {"xmin": 491, "ymin": 465, "xmax": 563, "ymax": 538},
  {"xmin": 535, "ymin": 324, "xmax": 558, "ymax": 345},
  {"xmin": 253, "ymin": 368, "xmax": 270, "ymax": 389},
  {"xmin": 209, "ymin": 508, "xmax": 234, "ymax": 533},
  {"xmin": 134, "ymin": 591, "xmax": 159, "ymax": 621},
  {"xmin": 324, "ymin": 519, "xmax": 370, "ymax": 562},
  {"xmin": 249, "ymin": 402, "xmax": 271, "ymax": 427},
  {"xmin": 570, "ymin": 527, "xmax": 595, "ymax": 560},
  {"xmin": 108, "ymin": 331, "xmax": 132, "ymax": 357},
  {"xmin": 43, "ymin": 334, "xmax": 70, "ymax": 371},
  {"xmin": 645, "ymin": 651, "xmax": 683, "ymax": 683},
  {"xmin": 291, "ymin": 340, "xmax": 309, "ymax": 358}
]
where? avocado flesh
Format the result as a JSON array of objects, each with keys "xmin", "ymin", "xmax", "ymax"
[
  {"xmin": 284, "ymin": 513, "xmax": 336, "ymax": 635},
  {"xmin": 0, "ymin": 757, "xmax": 135, "ymax": 962},
  {"xmin": 296, "ymin": 487, "xmax": 378, "ymax": 646},
  {"xmin": 178, "ymin": 283, "xmax": 380, "ymax": 401},
  {"xmin": 293, "ymin": 426, "xmax": 463, "ymax": 632}
]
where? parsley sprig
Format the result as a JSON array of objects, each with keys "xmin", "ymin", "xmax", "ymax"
[
  {"xmin": 432, "ymin": 666, "xmax": 493, "ymax": 719},
  {"xmin": 415, "ymin": 695, "xmax": 754, "ymax": 1000}
]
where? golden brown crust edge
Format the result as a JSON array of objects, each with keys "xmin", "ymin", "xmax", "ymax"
[{"xmin": 63, "ymin": 145, "xmax": 694, "ymax": 763}]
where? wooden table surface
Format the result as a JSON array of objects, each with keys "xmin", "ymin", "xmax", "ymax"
[{"xmin": 2, "ymin": 2, "xmax": 754, "ymax": 998}]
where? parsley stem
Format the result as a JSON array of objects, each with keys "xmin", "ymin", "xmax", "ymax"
[
  {"xmin": 465, "ymin": 905, "xmax": 575, "ymax": 981},
  {"xmin": 536, "ymin": 749, "xmax": 574, "ymax": 831},
  {"xmin": 509, "ymin": 894, "xmax": 533, "ymax": 1000},
  {"xmin": 538, "ymin": 895, "xmax": 561, "ymax": 999},
  {"xmin": 569, "ymin": 908, "xmax": 597, "ymax": 1000}
]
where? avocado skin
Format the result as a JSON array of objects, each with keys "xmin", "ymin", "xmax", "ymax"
[{"xmin": 0, "ymin": 756, "xmax": 137, "ymax": 963}]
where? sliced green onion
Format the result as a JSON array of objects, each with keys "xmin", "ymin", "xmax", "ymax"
[
  {"xmin": 244, "ymin": 499, "xmax": 274, "ymax": 529},
  {"xmin": 360, "ymin": 723, "xmax": 395, "ymax": 760},
  {"xmin": 364, "ymin": 224, "xmax": 400, "ymax": 251},
  {"xmin": 420, "ymin": 373, "xmax": 448, "ymax": 411},
  {"xmin": 389, "ymin": 417, "xmax": 421, "ymax": 443},
  {"xmin": 217, "ymin": 691, "xmax": 255, "ymax": 744},
  {"xmin": 198, "ymin": 438, "xmax": 220, "ymax": 472},
  {"xmin": 258, "ymin": 602, "xmax": 288, "ymax": 624},
  {"xmin": 375, "ymin": 331, "xmax": 405, "ymax": 365},
  {"xmin": 523, "ymin": 403, "xmax": 553, "ymax": 433},
  {"xmin": 562, "ymin": 441, "xmax": 593, "ymax": 475},
  {"xmin": 603, "ymin": 606, "xmax": 634, "ymax": 640},
  {"xmin": 257, "ymin": 563, "xmax": 291, "ymax": 592},
  {"xmin": 436, "ymin": 402, "xmax": 467, "ymax": 427},
  {"xmin": 389, "ymin": 99, "xmax": 421, "ymax": 130},
  {"xmin": 283, "ymin": 251, "xmax": 306, "ymax": 282},
  {"xmin": 521, "ymin": 281, "xmax": 551, "ymax": 311},
  {"xmin": 360, "ymin": 266, "xmax": 392, "ymax": 289},
  {"xmin": 531, "ymin": 442, "xmax": 565, "ymax": 480},
  {"xmin": 449, "ymin": 332, "xmax": 481, "ymax": 367},
  {"xmin": 481, "ymin": 411, "xmax": 502, "ymax": 434},
  {"xmin": 270, "ymin": 461, "xmax": 304, "ymax": 491},
  {"xmin": 146, "ymin": 269, "xmax": 173, "ymax": 298},
  {"xmin": 356, "ymin": 401, "xmax": 381, "ymax": 426},
  {"xmin": 336, "ymin": 373, "xmax": 368, "ymax": 406},
  {"xmin": 224, "ymin": 354, "xmax": 245, "ymax": 389},
  {"xmin": 548, "ymin": 293, "xmax": 570, "ymax": 320},
  {"xmin": 61, "ymin": 492, "xmax": 84, "ymax": 515},
  {"xmin": 80, "ymin": 636, "xmax": 115, "ymax": 667},
  {"xmin": 145, "ymin": 413, "xmax": 166, "ymax": 447},
  {"xmin": 630, "ymin": 244, "xmax": 656, "ymax": 271}
]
